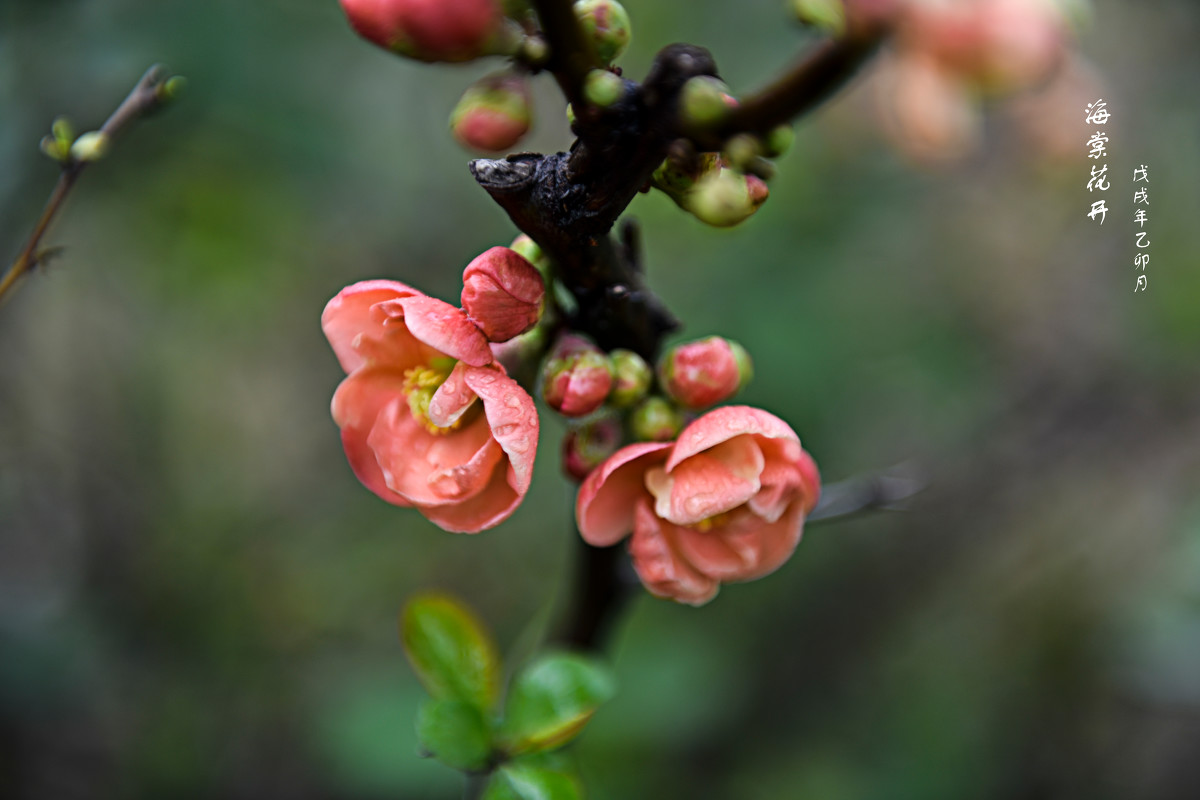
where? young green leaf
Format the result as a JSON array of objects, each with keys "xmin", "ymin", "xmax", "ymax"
[
  {"xmin": 415, "ymin": 698, "xmax": 493, "ymax": 772},
  {"xmin": 498, "ymin": 653, "xmax": 616, "ymax": 756},
  {"xmin": 401, "ymin": 594, "xmax": 502, "ymax": 712},
  {"xmin": 483, "ymin": 761, "xmax": 584, "ymax": 800}
]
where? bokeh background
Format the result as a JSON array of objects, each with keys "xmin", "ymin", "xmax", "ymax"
[{"xmin": 3, "ymin": 1, "xmax": 1198, "ymax": 797}]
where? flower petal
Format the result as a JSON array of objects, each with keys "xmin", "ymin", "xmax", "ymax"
[
  {"xmin": 462, "ymin": 366, "xmax": 539, "ymax": 498},
  {"xmin": 368, "ymin": 407, "xmax": 501, "ymax": 508},
  {"xmin": 322, "ymin": 280, "xmax": 424, "ymax": 374},
  {"xmin": 393, "ymin": 295, "xmax": 494, "ymax": 366},
  {"xmin": 666, "ymin": 406, "xmax": 799, "ymax": 472},
  {"xmin": 427, "ymin": 361, "xmax": 478, "ymax": 429},
  {"xmin": 713, "ymin": 501, "xmax": 808, "ymax": 583},
  {"xmin": 650, "ymin": 435, "xmax": 764, "ymax": 526},
  {"xmin": 576, "ymin": 442, "xmax": 672, "ymax": 547},
  {"xmin": 461, "ymin": 246, "xmax": 545, "ymax": 343},
  {"xmin": 420, "ymin": 465, "xmax": 522, "ymax": 533},
  {"xmin": 628, "ymin": 499, "xmax": 720, "ymax": 606}
]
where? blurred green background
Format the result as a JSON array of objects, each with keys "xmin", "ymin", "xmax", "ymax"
[{"xmin": 3, "ymin": 1, "xmax": 1199, "ymax": 797}]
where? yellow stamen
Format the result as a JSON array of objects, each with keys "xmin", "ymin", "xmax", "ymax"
[
  {"xmin": 403, "ymin": 365, "xmax": 471, "ymax": 436},
  {"xmin": 693, "ymin": 511, "xmax": 733, "ymax": 532}
]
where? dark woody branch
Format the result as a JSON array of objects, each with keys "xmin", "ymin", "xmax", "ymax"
[{"xmin": 530, "ymin": 0, "xmax": 600, "ymax": 114}]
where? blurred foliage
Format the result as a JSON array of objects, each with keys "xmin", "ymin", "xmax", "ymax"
[{"xmin": 3, "ymin": 0, "xmax": 1200, "ymax": 798}]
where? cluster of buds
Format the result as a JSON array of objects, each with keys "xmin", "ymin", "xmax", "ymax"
[
  {"xmin": 875, "ymin": 0, "xmax": 1071, "ymax": 163},
  {"xmin": 649, "ymin": 77, "xmax": 800, "ymax": 228},
  {"xmin": 339, "ymin": 0, "xmax": 635, "ymax": 155},
  {"xmin": 542, "ymin": 332, "xmax": 753, "ymax": 483}
]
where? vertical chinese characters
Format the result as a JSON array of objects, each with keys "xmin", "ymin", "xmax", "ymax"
[
  {"xmin": 1133, "ymin": 164, "xmax": 1150, "ymax": 293},
  {"xmin": 1085, "ymin": 98, "xmax": 1110, "ymax": 225}
]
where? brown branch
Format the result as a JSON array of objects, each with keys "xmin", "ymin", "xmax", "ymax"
[
  {"xmin": 530, "ymin": 0, "xmax": 599, "ymax": 113},
  {"xmin": 0, "ymin": 65, "xmax": 180, "ymax": 304},
  {"xmin": 683, "ymin": 25, "xmax": 888, "ymax": 151}
]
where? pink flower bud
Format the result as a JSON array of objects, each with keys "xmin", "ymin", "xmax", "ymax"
[
  {"xmin": 658, "ymin": 336, "xmax": 749, "ymax": 409},
  {"xmin": 450, "ymin": 71, "xmax": 533, "ymax": 154},
  {"xmin": 541, "ymin": 335, "xmax": 614, "ymax": 418},
  {"xmin": 339, "ymin": 0, "xmax": 507, "ymax": 63},
  {"xmin": 562, "ymin": 416, "xmax": 623, "ymax": 482},
  {"xmin": 461, "ymin": 246, "xmax": 545, "ymax": 343}
]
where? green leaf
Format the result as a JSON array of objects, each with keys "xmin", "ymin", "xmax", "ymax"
[
  {"xmin": 401, "ymin": 594, "xmax": 501, "ymax": 712},
  {"xmin": 498, "ymin": 653, "xmax": 616, "ymax": 756},
  {"xmin": 483, "ymin": 762, "xmax": 584, "ymax": 800},
  {"xmin": 415, "ymin": 699, "xmax": 492, "ymax": 772}
]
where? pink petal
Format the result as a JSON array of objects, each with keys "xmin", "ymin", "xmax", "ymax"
[
  {"xmin": 420, "ymin": 465, "xmax": 522, "ymax": 533},
  {"xmin": 628, "ymin": 499, "xmax": 720, "ymax": 606},
  {"xmin": 393, "ymin": 295, "xmax": 494, "ymax": 366},
  {"xmin": 649, "ymin": 436, "xmax": 764, "ymax": 526},
  {"xmin": 713, "ymin": 501, "xmax": 808, "ymax": 583},
  {"xmin": 322, "ymin": 280, "xmax": 424, "ymax": 374},
  {"xmin": 666, "ymin": 406, "xmax": 799, "ymax": 472},
  {"xmin": 575, "ymin": 442, "xmax": 672, "ymax": 547},
  {"xmin": 368, "ymin": 407, "xmax": 501, "ymax": 508},
  {"xmin": 427, "ymin": 361, "xmax": 478, "ymax": 429},
  {"xmin": 462, "ymin": 366, "xmax": 539, "ymax": 498},
  {"xmin": 340, "ymin": 419, "xmax": 412, "ymax": 508}
]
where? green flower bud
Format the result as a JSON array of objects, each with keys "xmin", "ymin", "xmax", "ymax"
[
  {"xmin": 69, "ymin": 131, "xmax": 111, "ymax": 163},
  {"xmin": 608, "ymin": 349, "xmax": 653, "ymax": 408},
  {"xmin": 791, "ymin": 0, "xmax": 846, "ymax": 35},
  {"xmin": 681, "ymin": 168, "xmax": 769, "ymax": 228},
  {"xmin": 584, "ymin": 69, "xmax": 625, "ymax": 108},
  {"xmin": 722, "ymin": 133, "xmax": 761, "ymax": 171},
  {"xmin": 629, "ymin": 396, "xmax": 685, "ymax": 442},
  {"xmin": 573, "ymin": 0, "xmax": 632, "ymax": 65},
  {"xmin": 763, "ymin": 124, "xmax": 795, "ymax": 158},
  {"xmin": 679, "ymin": 76, "xmax": 737, "ymax": 128}
]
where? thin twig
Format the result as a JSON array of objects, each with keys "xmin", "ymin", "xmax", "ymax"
[{"xmin": 0, "ymin": 65, "xmax": 179, "ymax": 304}]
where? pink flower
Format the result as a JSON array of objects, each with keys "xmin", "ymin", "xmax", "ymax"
[
  {"xmin": 339, "ymin": 0, "xmax": 505, "ymax": 63},
  {"xmin": 658, "ymin": 336, "xmax": 751, "ymax": 410},
  {"xmin": 323, "ymin": 280, "xmax": 538, "ymax": 532},
  {"xmin": 576, "ymin": 406, "xmax": 820, "ymax": 605}
]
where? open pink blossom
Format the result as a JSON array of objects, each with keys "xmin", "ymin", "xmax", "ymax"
[
  {"xmin": 323, "ymin": 280, "xmax": 538, "ymax": 533},
  {"xmin": 576, "ymin": 406, "xmax": 820, "ymax": 605}
]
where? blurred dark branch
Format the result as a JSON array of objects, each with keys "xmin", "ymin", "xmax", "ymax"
[
  {"xmin": 530, "ymin": 0, "xmax": 598, "ymax": 113},
  {"xmin": 807, "ymin": 464, "xmax": 925, "ymax": 523},
  {"xmin": 692, "ymin": 25, "xmax": 888, "ymax": 150},
  {"xmin": 0, "ymin": 65, "xmax": 179, "ymax": 305}
]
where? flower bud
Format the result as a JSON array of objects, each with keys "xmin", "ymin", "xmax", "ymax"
[
  {"xmin": 450, "ymin": 71, "xmax": 532, "ymax": 154},
  {"xmin": 608, "ymin": 349, "xmax": 653, "ymax": 408},
  {"xmin": 679, "ymin": 76, "xmax": 737, "ymax": 128},
  {"xmin": 509, "ymin": 234, "xmax": 552, "ymax": 278},
  {"xmin": 541, "ymin": 335, "xmax": 614, "ymax": 418},
  {"xmin": 681, "ymin": 168, "xmax": 768, "ymax": 228},
  {"xmin": 763, "ymin": 124, "xmax": 795, "ymax": 158},
  {"xmin": 658, "ymin": 336, "xmax": 749, "ymax": 409},
  {"xmin": 69, "ymin": 131, "xmax": 110, "ymax": 163},
  {"xmin": 340, "ymin": 0, "xmax": 509, "ymax": 63},
  {"xmin": 461, "ymin": 246, "xmax": 546, "ymax": 342},
  {"xmin": 584, "ymin": 69, "xmax": 625, "ymax": 108},
  {"xmin": 629, "ymin": 396, "xmax": 684, "ymax": 442},
  {"xmin": 791, "ymin": 0, "xmax": 846, "ymax": 35},
  {"xmin": 573, "ymin": 0, "xmax": 632, "ymax": 65},
  {"xmin": 562, "ymin": 416, "xmax": 623, "ymax": 481},
  {"xmin": 652, "ymin": 151, "xmax": 720, "ymax": 197}
]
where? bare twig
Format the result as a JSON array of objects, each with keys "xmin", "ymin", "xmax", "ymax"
[{"xmin": 0, "ymin": 65, "xmax": 180, "ymax": 304}]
